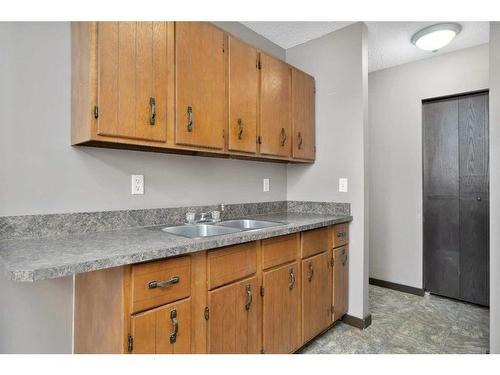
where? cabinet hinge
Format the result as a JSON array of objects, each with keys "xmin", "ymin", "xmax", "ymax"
[
  {"xmin": 258, "ymin": 60, "xmax": 262, "ymax": 70},
  {"xmin": 331, "ymin": 257, "xmax": 334, "ymax": 267},
  {"xmin": 222, "ymin": 129, "xmax": 225, "ymax": 139},
  {"xmin": 127, "ymin": 335, "xmax": 133, "ymax": 353},
  {"xmin": 331, "ymin": 305, "xmax": 335, "ymax": 314},
  {"xmin": 256, "ymin": 136, "xmax": 262, "ymax": 145},
  {"xmin": 204, "ymin": 306, "xmax": 210, "ymax": 320},
  {"xmin": 260, "ymin": 286, "xmax": 264, "ymax": 297},
  {"xmin": 93, "ymin": 105, "xmax": 99, "ymax": 119}
]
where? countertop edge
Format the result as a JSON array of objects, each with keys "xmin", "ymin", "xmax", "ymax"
[{"xmin": 4, "ymin": 215, "xmax": 352, "ymax": 282}]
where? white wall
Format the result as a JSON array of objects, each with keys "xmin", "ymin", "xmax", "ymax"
[
  {"xmin": 489, "ymin": 22, "xmax": 500, "ymax": 354},
  {"xmin": 368, "ymin": 44, "xmax": 489, "ymax": 288},
  {"xmin": 0, "ymin": 22, "xmax": 285, "ymax": 353},
  {"xmin": 286, "ymin": 23, "xmax": 370, "ymax": 320}
]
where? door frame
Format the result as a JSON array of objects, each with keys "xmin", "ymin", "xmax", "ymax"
[{"xmin": 421, "ymin": 88, "xmax": 489, "ymax": 300}]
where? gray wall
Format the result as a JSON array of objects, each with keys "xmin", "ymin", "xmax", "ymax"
[
  {"xmin": 0, "ymin": 22, "xmax": 285, "ymax": 353},
  {"xmin": 286, "ymin": 23, "xmax": 370, "ymax": 320},
  {"xmin": 368, "ymin": 44, "xmax": 489, "ymax": 288},
  {"xmin": 489, "ymin": 22, "xmax": 500, "ymax": 354}
]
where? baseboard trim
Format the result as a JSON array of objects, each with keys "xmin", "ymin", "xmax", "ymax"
[
  {"xmin": 369, "ymin": 277, "xmax": 425, "ymax": 297},
  {"xmin": 342, "ymin": 313, "xmax": 372, "ymax": 329}
]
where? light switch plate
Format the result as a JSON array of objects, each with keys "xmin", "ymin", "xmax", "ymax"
[
  {"xmin": 131, "ymin": 175, "xmax": 144, "ymax": 195},
  {"xmin": 263, "ymin": 178, "xmax": 270, "ymax": 192},
  {"xmin": 339, "ymin": 178, "xmax": 348, "ymax": 193}
]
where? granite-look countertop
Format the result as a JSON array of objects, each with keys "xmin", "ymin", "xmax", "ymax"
[{"xmin": 0, "ymin": 212, "xmax": 352, "ymax": 282}]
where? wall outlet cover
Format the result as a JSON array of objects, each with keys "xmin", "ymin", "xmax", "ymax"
[
  {"xmin": 131, "ymin": 175, "xmax": 144, "ymax": 195},
  {"xmin": 263, "ymin": 178, "xmax": 270, "ymax": 192},
  {"xmin": 339, "ymin": 178, "xmax": 348, "ymax": 193}
]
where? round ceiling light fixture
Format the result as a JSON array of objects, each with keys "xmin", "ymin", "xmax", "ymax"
[{"xmin": 411, "ymin": 23, "xmax": 462, "ymax": 52}]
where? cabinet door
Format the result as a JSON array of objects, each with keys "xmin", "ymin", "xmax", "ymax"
[
  {"xmin": 291, "ymin": 68, "xmax": 315, "ymax": 160},
  {"xmin": 302, "ymin": 252, "xmax": 331, "ymax": 343},
  {"xmin": 332, "ymin": 247, "xmax": 349, "ymax": 321},
  {"xmin": 208, "ymin": 276, "xmax": 260, "ymax": 353},
  {"xmin": 130, "ymin": 298, "xmax": 191, "ymax": 354},
  {"xmin": 228, "ymin": 36, "xmax": 258, "ymax": 153},
  {"xmin": 259, "ymin": 53, "xmax": 291, "ymax": 157},
  {"xmin": 262, "ymin": 262, "xmax": 301, "ymax": 353},
  {"xmin": 175, "ymin": 22, "xmax": 225, "ymax": 149},
  {"xmin": 97, "ymin": 22, "xmax": 168, "ymax": 142}
]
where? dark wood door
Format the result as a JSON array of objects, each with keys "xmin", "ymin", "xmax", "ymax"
[
  {"xmin": 423, "ymin": 92, "xmax": 489, "ymax": 306},
  {"xmin": 207, "ymin": 276, "xmax": 260, "ymax": 353},
  {"xmin": 262, "ymin": 262, "xmax": 301, "ymax": 353}
]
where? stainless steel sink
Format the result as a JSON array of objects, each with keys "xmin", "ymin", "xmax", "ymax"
[
  {"xmin": 216, "ymin": 219, "xmax": 284, "ymax": 230},
  {"xmin": 161, "ymin": 224, "xmax": 241, "ymax": 239}
]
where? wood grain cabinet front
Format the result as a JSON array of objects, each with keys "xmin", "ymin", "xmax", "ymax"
[
  {"xmin": 96, "ymin": 22, "xmax": 169, "ymax": 143},
  {"xmin": 207, "ymin": 276, "xmax": 261, "ymax": 353},
  {"xmin": 175, "ymin": 22, "xmax": 226, "ymax": 150},
  {"xmin": 332, "ymin": 246, "xmax": 349, "ymax": 322},
  {"xmin": 291, "ymin": 68, "xmax": 316, "ymax": 161}
]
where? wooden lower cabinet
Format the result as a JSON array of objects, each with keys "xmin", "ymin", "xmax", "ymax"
[
  {"xmin": 332, "ymin": 246, "xmax": 349, "ymax": 322},
  {"xmin": 262, "ymin": 262, "xmax": 301, "ymax": 353},
  {"xmin": 208, "ymin": 276, "xmax": 260, "ymax": 353},
  {"xmin": 74, "ymin": 223, "xmax": 350, "ymax": 354},
  {"xmin": 130, "ymin": 297, "xmax": 191, "ymax": 354},
  {"xmin": 301, "ymin": 252, "xmax": 332, "ymax": 343}
]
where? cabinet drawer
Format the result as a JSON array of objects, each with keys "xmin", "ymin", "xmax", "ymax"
[
  {"xmin": 332, "ymin": 223, "xmax": 349, "ymax": 248},
  {"xmin": 208, "ymin": 242, "xmax": 257, "ymax": 290},
  {"xmin": 262, "ymin": 233, "xmax": 298, "ymax": 270},
  {"xmin": 301, "ymin": 227, "xmax": 329, "ymax": 258},
  {"xmin": 131, "ymin": 256, "xmax": 191, "ymax": 314}
]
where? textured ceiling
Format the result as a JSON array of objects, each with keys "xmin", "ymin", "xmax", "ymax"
[{"xmin": 241, "ymin": 22, "xmax": 490, "ymax": 72}]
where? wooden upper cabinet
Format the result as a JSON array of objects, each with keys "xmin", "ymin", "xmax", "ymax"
[
  {"xmin": 262, "ymin": 262, "xmax": 301, "ymax": 353},
  {"xmin": 291, "ymin": 68, "xmax": 315, "ymax": 160},
  {"xmin": 97, "ymin": 22, "xmax": 168, "ymax": 142},
  {"xmin": 175, "ymin": 22, "xmax": 226, "ymax": 149},
  {"xmin": 208, "ymin": 276, "xmax": 260, "ymax": 353},
  {"xmin": 259, "ymin": 53, "xmax": 291, "ymax": 157},
  {"xmin": 227, "ymin": 36, "xmax": 259, "ymax": 154}
]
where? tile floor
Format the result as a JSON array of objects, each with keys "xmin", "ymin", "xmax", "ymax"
[{"xmin": 301, "ymin": 285, "xmax": 489, "ymax": 354}]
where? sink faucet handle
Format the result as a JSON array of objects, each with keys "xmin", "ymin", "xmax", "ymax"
[{"xmin": 219, "ymin": 203, "xmax": 225, "ymax": 212}]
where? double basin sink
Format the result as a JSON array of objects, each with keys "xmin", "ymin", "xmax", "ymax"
[{"xmin": 161, "ymin": 219, "xmax": 284, "ymax": 239}]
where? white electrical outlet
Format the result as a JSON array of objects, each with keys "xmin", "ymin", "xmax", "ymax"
[
  {"xmin": 131, "ymin": 175, "xmax": 144, "ymax": 195},
  {"xmin": 339, "ymin": 178, "xmax": 348, "ymax": 193},
  {"xmin": 263, "ymin": 178, "xmax": 270, "ymax": 192}
]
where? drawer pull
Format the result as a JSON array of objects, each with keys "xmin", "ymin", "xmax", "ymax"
[
  {"xmin": 169, "ymin": 309, "xmax": 178, "ymax": 344},
  {"xmin": 245, "ymin": 284, "xmax": 253, "ymax": 311},
  {"xmin": 148, "ymin": 276, "xmax": 180, "ymax": 289},
  {"xmin": 337, "ymin": 232, "xmax": 346, "ymax": 238},
  {"xmin": 307, "ymin": 262, "xmax": 314, "ymax": 282},
  {"xmin": 288, "ymin": 267, "xmax": 296, "ymax": 290}
]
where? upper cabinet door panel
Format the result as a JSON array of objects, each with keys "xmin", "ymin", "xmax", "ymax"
[
  {"xmin": 97, "ymin": 22, "xmax": 168, "ymax": 142},
  {"xmin": 259, "ymin": 53, "xmax": 291, "ymax": 157},
  {"xmin": 228, "ymin": 36, "xmax": 258, "ymax": 154},
  {"xmin": 175, "ymin": 22, "xmax": 226, "ymax": 149},
  {"xmin": 292, "ymin": 68, "xmax": 315, "ymax": 160}
]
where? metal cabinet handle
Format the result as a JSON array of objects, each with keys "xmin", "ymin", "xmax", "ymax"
[
  {"xmin": 337, "ymin": 232, "xmax": 346, "ymax": 238},
  {"xmin": 307, "ymin": 262, "xmax": 314, "ymax": 282},
  {"xmin": 237, "ymin": 118, "xmax": 244, "ymax": 140},
  {"xmin": 169, "ymin": 309, "xmax": 178, "ymax": 343},
  {"xmin": 288, "ymin": 267, "xmax": 296, "ymax": 290},
  {"xmin": 187, "ymin": 106, "xmax": 193, "ymax": 132},
  {"xmin": 149, "ymin": 97, "xmax": 156, "ymax": 125},
  {"xmin": 342, "ymin": 254, "xmax": 348, "ymax": 266},
  {"xmin": 245, "ymin": 284, "xmax": 253, "ymax": 311},
  {"xmin": 148, "ymin": 276, "xmax": 180, "ymax": 289},
  {"xmin": 477, "ymin": 197, "xmax": 482, "ymax": 202},
  {"xmin": 280, "ymin": 128, "xmax": 287, "ymax": 146},
  {"xmin": 297, "ymin": 132, "xmax": 303, "ymax": 149}
]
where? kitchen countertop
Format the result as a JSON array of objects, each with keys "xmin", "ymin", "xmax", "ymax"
[{"xmin": 0, "ymin": 212, "xmax": 352, "ymax": 282}]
